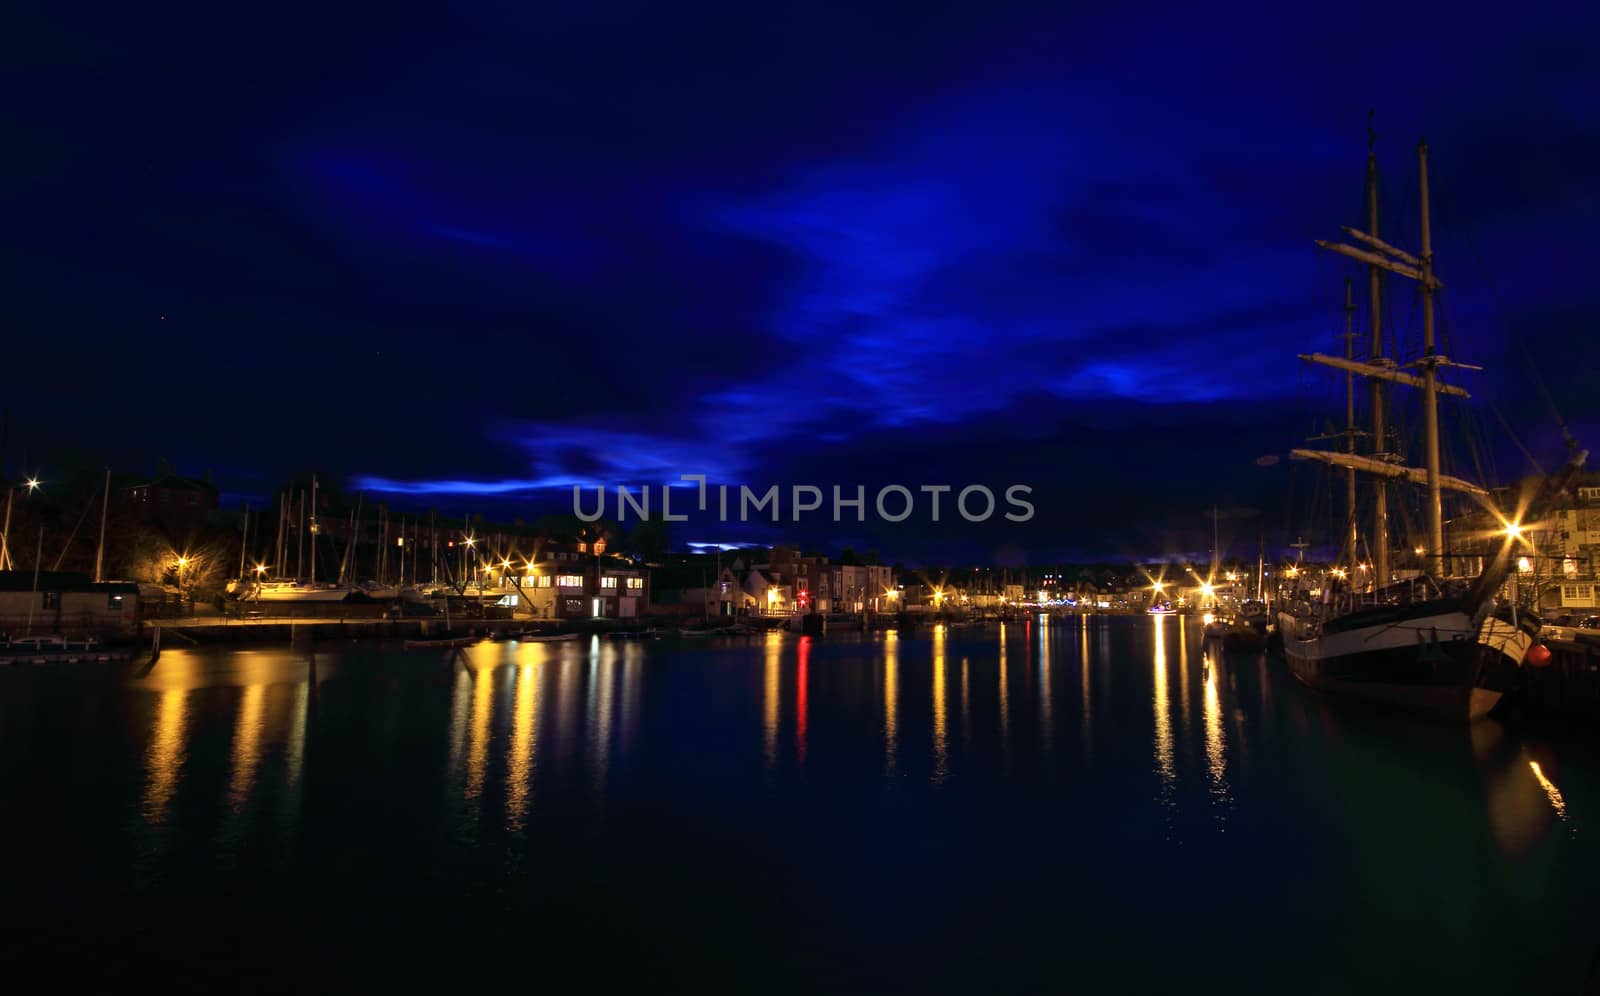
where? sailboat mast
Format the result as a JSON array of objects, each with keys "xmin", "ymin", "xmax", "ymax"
[
  {"xmin": 1417, "ymin": 138, "xmax": 1445, "ymax": 572},
  {"xmin": 94, "ymin": 467, "xmax": 110, "ymax": 583},
  {"xmin": 1342, "ymin": 279, "xmax": 1358, "ymax": 575},
  {"xmin": 1366, "ymin": 147, "xmax": 1390, "ymax": 587},
  {"xmin": 238, "ymin": 504, "xmax": 249, "ymax": 581},
  {"xmin": 309, "ymin": 476, "xmax": 318, "ymax": 583}
]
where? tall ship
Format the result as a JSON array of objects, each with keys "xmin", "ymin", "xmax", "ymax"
[{"xmin": 1277, "ymin": 136, "xmax": 1585, "ymax": 721}]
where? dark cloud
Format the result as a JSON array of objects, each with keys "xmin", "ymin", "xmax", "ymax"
[{"xmin": 6, "ymin": 0, "xmax": 1597, "ymax": 561}]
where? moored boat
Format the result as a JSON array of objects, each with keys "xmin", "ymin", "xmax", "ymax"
[{"xmin": 1279, "ymin": 137, "xmax": 1583, "ymax": 721}]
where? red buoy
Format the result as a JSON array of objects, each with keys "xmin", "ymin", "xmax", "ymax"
[{"xmin": 1525, "ymin": 644, "xmax": 1553, "ymax": 668}]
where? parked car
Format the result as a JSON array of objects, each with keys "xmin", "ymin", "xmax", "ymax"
[{"xmin": 1543, "ymin": 614, "xmax": 1600, "ymax": 642}]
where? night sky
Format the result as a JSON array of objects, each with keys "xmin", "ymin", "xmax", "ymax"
[{"xmin": 9, "ymin": 2, "xmax": 1598, "ymax": 562}]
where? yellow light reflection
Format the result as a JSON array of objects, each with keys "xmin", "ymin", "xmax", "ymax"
[
  {"xmin": 1529, "ymin": 761, "xmax": 1568, "ymax": 821},
  {"xmin": 884, "ymin": 629, "xmax": 899, "ymax": 775},
  {"xmin": 506, "ymin": 661, "xmax": 541, "ymax": 832},
  {"xmin": 142, "ymin": 688, "xmax": 188, "ymax": 825},
  {"xmin": 1203, "ymin": 651, "xmax": 1229, "ymax": 805},
  {"xmin": 997, "ymin": 622, "xmax": 1009, "ymax": 744},
  {"xmin": 227, "ymin": 683, "xmax": 268, "ymax": 813},
  {"xmin": 764, "ymin": 632, "xmax": 781, "ymax": 770},
  {"xmin": 465, "ymin": 662, "xmax": 494, "ymax": 801},
  {"xmin": 1152, "ymin": 616, "xmax": 1175, "ymax": 790},
  {"xmin": 1080, "ymin": 614, "xmax": 1092, "ymax": 748},
  {"xmin": 1178, "ymin": 614, "xmax": 1191, "ymax": 739},
  {"xmin": 932, "ymin": 624, "xmax": 948, "ymax": 784}
]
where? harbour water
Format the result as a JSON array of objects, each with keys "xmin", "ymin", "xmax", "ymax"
[{"xmin": 1, "ymin": 617, "xmax": 1593, "ymax": 992}]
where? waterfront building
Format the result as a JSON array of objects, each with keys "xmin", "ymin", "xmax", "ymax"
[{"xmin": 0, "ymin": 571, "xmax": 141, "ymax": 639}]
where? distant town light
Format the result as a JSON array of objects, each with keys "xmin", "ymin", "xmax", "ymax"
[
  {"xmin": 25, "ymin": 478, "xmax": 40, "ymax": 492},
  {"xmin": 255, "ymin": 563, "xmax": 267, "ymax": 575},
  {"xmin": 1503, "ymin": 521, "xmax": 1524, "ymax": 540}
]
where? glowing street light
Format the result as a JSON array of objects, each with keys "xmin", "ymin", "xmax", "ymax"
[{"xmin": 24, "ymin": 478, "xmax": 40, "ymax": 493}]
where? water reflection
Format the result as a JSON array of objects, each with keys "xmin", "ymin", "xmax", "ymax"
[
  {"xmin": 587, "ymin": 639, "xmax": 617, "ymax": 789},
  {"xmin": 1528, "ymin": 761, "xmax": 1568, "ymax": 822},
  {"xmin": 960, "ymin": 656, "xmax": 970, "ymax": 749},
  {"xmin": 1037, "ymin": 618, "xmax": 1052, "ymax": 753},
  {"xmin": 932, "ymin": 625, "xmax": 948, "ymax": 784},
  {"xmin": 143, "ymin": 688, "xmax": 188, "ymax": 825},
  {"xmin": 281, "ymin": 676, "xmax": 308, "ymax": 836},
  {"xmin": 228, "ymin": 684, "xmax": 268, "ymax": 814},
  {"xmin": 506, "ymin": 660, "xmax": 541, "ymax": 833},
  {"xmin": 1080, "ymin": 616, "xmax": 1092, "ymax": 750},
  {"xmin": 997, "ymin": 622, "xmax": 1010, "ymax": 747},
  {"xmin": 765, "ymin": 633, "xmax": 782, "ymax": 770},
  {"xmin": 796, "ymin": 637, "xmax": 810, "ymax": 766},
  {"xmin": 883, "ymin": 630, "xmax": 899, "ymax": 776},
  {"xmin": 59, "ymin": 623, "xmax": 1588, "ymax": 956},
  {"xmin": 1178, "ymin": 618, "xmax": 1191, "ymax": 742},
  {"xmin": 1201, "ymin": 648, "xmax": 1230, "ymax": 815},
  {"xmin": 1151, "ymin": 616, "xmax": 1175, "ymax": 807},
  {"xmin": 465, "ymin": 659, "xmax": 495, "ymax": 802}
]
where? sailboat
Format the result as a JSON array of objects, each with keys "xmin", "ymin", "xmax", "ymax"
[
  {"xmin": 230, "ymin": 476, "xmax": 363, "ymax": 603},
  {"xmin": 1277, "ymin": 138, "xmax": 1586, "ymax": 721}
]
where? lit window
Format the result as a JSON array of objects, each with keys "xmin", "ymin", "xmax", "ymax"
[
  {"xmin": 536, "ymin": 576, "xmax": 552, "ymax": 588},
  {"xmin": 557, "ymin": 575, "xmax": 583, "ymax": 588},
  {"xmin": 627, "ymin": 577, "xmax": 643, "ymax": 590},
  {"xmin": 601, "ymin": 577, "xmax": 618, "ymax": 589}
]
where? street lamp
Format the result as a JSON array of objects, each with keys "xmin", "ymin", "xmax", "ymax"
[{"xmin": 0, "ymin": 475, "xmax": 44, "ymax": 571}]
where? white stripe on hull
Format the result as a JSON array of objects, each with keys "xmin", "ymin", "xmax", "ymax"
[
  {"xmin": 1278, "ymin": 609, "xmax": 1474, "ymax": 664},
  {"xmin": 1276, "ymin": 605, "xmax": 1525, "ymax": 722}
]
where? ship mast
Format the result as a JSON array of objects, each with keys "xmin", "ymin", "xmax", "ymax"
[
  {"xmin": 1298, "ymin": 133, "xmax": 1470, "ymax": 580},
  {"xmin": 1341, "ymin": 277, "xmax": 1359, "ymax": 577},
  {"xmin": 1365, "ymin": 146, "xmax": 1389, "ymax": 587},
  {"xmin": 1417, "ymin": 139, "xmax": 1445, "ymax": 573}
]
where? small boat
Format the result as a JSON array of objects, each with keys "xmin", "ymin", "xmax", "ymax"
[
  {"xmin": 1222, "ymin": 627, "xmax": 1266, "ymax": 652},
  {"xmin": 402, "ymin": 636, "xmax": 477, "ymax": 649},
  {"xmin": 524, "ymin": 632, "xmax": 577, "ymax": 643},
  {"xmin": 678, "ymin": 627, "xmax": 715, "ymax": 637}
]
